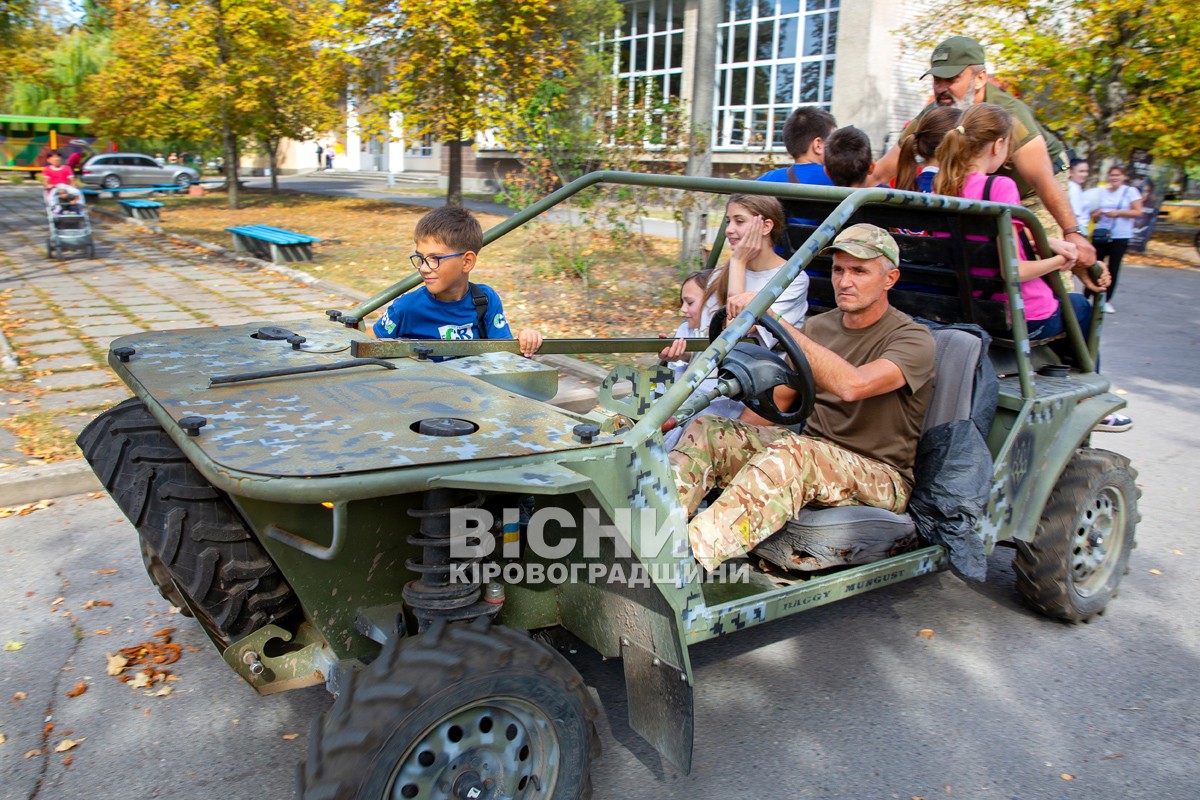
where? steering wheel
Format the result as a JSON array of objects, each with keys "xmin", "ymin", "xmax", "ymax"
[{"xmin": 707, "ymin": 308, "xmax": 816, "ymax": 426}]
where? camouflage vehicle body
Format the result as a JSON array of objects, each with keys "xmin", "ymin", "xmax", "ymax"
[{"xmin": 79, "ymin": 172, "xmax": 1137, "ymax": 798}]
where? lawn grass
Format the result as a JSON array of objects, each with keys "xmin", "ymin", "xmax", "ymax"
[{"xmin": 158, "ymin": 189, "xmax": 690, "ymax": 340}]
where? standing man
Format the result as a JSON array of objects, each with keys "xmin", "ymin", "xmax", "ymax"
[
  {"xmin": 316, "ymin": 142, "xmax": 324, "ymax": 170},
  {"xmin": 871, "ymin": 36, "xmax": 1099, "ymax": 275},
  {"xmin": 671, "ymin": 224, "xmax": 936, "ymax": 570}
]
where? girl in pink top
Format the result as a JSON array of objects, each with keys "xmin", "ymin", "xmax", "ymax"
[
  {"xmin": 932, "ymin": 103, "xmax": 1085, "ymax": 331},
  {"xmin": 41, "ymin": 151, "xmax": 76, "ymax": 192}
]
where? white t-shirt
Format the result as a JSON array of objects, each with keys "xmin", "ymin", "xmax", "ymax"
[
  {"xmin": 700, "ymin": 263, "xmax": 809, "ymax": 348},
  {"xmin": 1068, "ymin": 181, "xmax": 1090, "ymax": 233},
  {"xmin": 1086, "ymin": 185, "xmax": 1142, "ymax": 240}
]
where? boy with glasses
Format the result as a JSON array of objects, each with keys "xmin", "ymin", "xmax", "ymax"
[{"xmin": 372, "ymin": 206, "xmax": 543, "ymax": 356}]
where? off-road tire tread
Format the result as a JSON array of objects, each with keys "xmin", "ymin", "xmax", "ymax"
[
  {"xmin": 1014, "ymin": 448, "xmax": 1140, "ymax": 623},
  {"xmin": 78, "ymin": 398, "xmax": 297, "ymax": 644},
  {"xmin": 300, "ymin": 618, "xmax": 599, "ymax": 800}
]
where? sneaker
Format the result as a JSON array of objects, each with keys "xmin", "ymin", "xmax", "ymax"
[
  {"xmin": 1096, "ymin": 412, "xmax": 1132, "ymax": 433},
  {"xmin": 1104, "ymin": 301, "xmax": 1116, "ymax": 313}
]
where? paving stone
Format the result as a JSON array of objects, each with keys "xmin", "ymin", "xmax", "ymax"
[
  {"xmin": 0, "ymin": 427, "xmax": 20, "ymax": 462},
  {"xmin": 137, "ymin": 311, "xmax": 197, "ymax": 322},
  {"xmin": 33, "ymin": 369, "xmax": 116, "ymax": 390},
  {"xmin": 76, "ymin": 314, "xmax": 132, "ymax": 326},
  {"xmin": 36, "ymin": 385, "xmax": 130, "ymax": 412},
  {"xmin": 51, "ymin": 414, "xmax": 94, "ymax": 435},
  {"xmin": 86, "ymin": 324, "xmax": 145, "ymax": 337},
  {"xmin": 24, "ymin": 354, "xmax": 99, "ymax": 372},
  {"xmin": 5, "ymin": 308, "xmax": 58, "ymax": 321},
  {"xmin": 23, "ymin": 340, "xmax": 88, "ymax": 357},
  {"xmin": 17, "ymin": 320, "xmax": 66, "ymax": 333},
  {"xmin": 8, "ymin": 330, "xmax": 72, "ymax": 345},
  {"xmin": 146, "ymin": 320, "xmax": 195, "ymax": 331}
]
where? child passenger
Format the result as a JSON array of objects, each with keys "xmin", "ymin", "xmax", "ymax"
[
  {"xmin": 933, "ymin": 102, "xmax": 1097, "ymax": 340},
  {"xmin": 894, "ymin": 106, "xmax": 962, "ymax": 193},
  {"xmin": 659, "ymin": 195, "xmax": 808, "ymax": 445},
  {"xmin": 658, "ymin": 269, "xmax": 712, "ymax": 383},
  {"xmin": 372, "ymin": 206, "xmax": 543, "ymax": 357}
]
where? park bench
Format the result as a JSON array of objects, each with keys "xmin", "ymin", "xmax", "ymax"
[
  {"xmin": 118, "ymin": 198, "xmax": 164, "ymax": 223},
  {"xmin": 82, "ymin": 184, "xmax": 185, "ymax": 201},
  {"xmin": 225, "ymin": 224, "xmax": 320, "ymax": 263}
]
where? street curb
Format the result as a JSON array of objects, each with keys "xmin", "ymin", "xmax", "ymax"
[{"xmin": 0, "ymin": 459, "xmax": 100, "ymax": 507}]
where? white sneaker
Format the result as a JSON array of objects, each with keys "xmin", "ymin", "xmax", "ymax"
[{"xmin": 1104, "ymin": 302, "xmax": 1116, "ymax": 313}]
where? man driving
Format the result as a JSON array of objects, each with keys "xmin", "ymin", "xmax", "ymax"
[{"xmin": 670, "ymin": 224, "xmax": 936, "ymax": 571}]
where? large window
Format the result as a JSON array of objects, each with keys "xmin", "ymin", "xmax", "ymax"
[
  {"xmin": 716, "ymin": 0, "xmax": 839, "ymax": 150},
  {"xmin": 607, "ymin": 0, "xmax": 686, "ymax": 104}
]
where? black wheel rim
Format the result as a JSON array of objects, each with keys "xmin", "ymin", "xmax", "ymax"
[
  {"xmin": 386, "ymin": 697, "xmax": 559, "ymax": 800},
  {"xmin": 1070, "ymin": 482, "xmax": 1126, "ymax": 597}
]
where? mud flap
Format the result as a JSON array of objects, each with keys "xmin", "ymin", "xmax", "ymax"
[{"xmin": 621, "ymin": 639, "xmax": 694, "ymax": 774}]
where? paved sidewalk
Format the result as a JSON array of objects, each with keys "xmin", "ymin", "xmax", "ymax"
[{"xmin": 0, "ymin": 185, "xmax": 599, "ymax": 505}]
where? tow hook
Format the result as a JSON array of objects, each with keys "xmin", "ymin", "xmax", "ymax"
[{"xmin": 242, "ymin": 651, "xmax": 265, "ymax": 676}]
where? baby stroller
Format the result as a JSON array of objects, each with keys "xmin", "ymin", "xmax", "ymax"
[{"xmin": 45, "ymin": 186, "xmax": 95, "ymax": 260}]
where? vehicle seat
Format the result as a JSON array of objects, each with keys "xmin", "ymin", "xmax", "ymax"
[{"xmin": 751, "ymin": 325, "xmax": 995, "ymax": 574}]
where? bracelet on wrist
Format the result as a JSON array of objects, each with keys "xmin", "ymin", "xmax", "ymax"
[{"xmin": 1062, "ymin": 226, "xmax": 1081, "ymax": 236}]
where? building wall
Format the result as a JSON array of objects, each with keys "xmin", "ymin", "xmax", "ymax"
[{"xmin": 831, "ymin": 0, "xmax": 935, "ymax": 155}]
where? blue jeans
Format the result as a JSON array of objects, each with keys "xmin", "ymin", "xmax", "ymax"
[{"xmin": 1027, "ymin": 293, "xmax": 1093, "ymax": 340}]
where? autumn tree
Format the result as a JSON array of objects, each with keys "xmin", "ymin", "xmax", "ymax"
[
  {"xmin": 87, "ymin": 0, "xmax": 347, "ymax": 208},
  {"xmin": 356, "ymin": 0, "xmax": 619, "ymax": 207},
  {"xmin": 900, "ymin": 0, "xmax": 1200, "ymax": 165}
]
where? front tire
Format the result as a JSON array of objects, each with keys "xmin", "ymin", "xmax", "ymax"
[
  {"xmin": 300, "ymin": 619, "xmax": 600, "ymax": 800},
  {"xmin": 78, "ymin": 398, "xmax": 298, "ymax": 646},
  {"xmin": 174, "ymin": 172, "xmax": 193, "ymax": 188},
  {"xmin": 1015, "ymin": 448, "xmax": 1139, "ymax": 622},
  {"xmin": 101, "ymin": 174, "xmax": 121, "ymax": 189}
]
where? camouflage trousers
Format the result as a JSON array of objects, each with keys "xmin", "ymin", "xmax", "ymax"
[{"xmin": 669, "ymin": 416, "xmax": 911, "ymax": 571}]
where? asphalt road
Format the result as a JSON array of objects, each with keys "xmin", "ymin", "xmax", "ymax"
[{"xmin": 2, "ymin": 261, "xmax": 1197, "ymax": 800}]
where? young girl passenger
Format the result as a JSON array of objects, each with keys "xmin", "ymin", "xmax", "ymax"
[
  {"xmin": 659, "ymin": 194, "xmax": 809, "ymax": 445},
  {"xmin": 658, "ymin": 269, "xmax": 712, "ymax": 383},
  {"xmin": 894, "ymin": 106, "xmax": 962, "ymax": 193},
  {"xmin": 933, "ymin": 103, "xmax": 1099, "ymax": 340}
]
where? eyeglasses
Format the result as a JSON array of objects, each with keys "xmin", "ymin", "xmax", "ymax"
[{"xmin": 409, "ymin": 252, "xmax": 466, "ymax": 271}]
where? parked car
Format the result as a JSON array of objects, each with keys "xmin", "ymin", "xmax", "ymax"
[{"xmin": 80, "ymin": 152, "xmax": 200, "ymax": 189}]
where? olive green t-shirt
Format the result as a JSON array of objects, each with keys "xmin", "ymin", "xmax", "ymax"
[
  {"xmin": 917, "ymin": 84, "xmax": 1067, "ymax": 201},
  {"xmin": 804, "ymin": 306, "xmax": 936, "ymax": 484}
]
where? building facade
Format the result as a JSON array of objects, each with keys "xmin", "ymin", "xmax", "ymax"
[{"xmin": 343, "ymin": 0, "xmax": 936, "ymax": 187}]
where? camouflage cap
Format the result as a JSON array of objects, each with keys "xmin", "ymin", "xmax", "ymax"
[
  {"xmin": 819, "ymin": 223, "xmax": 899, "ymax": 267},
  {"xmin": 921, "ymin": 36, "xmax": 986, "ymax": 79}
]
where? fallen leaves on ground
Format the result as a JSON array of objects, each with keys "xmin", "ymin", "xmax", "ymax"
[
  {"xmin": 65, "ymin": 681, "xmax": 88, "ymax": 698},
  {"xmin": 282, "ymin": 733, "xmax": 299, "ymax": 740},
  {"xmin": 24, "ymin": 749, "xmax": 42, "ymax": 758},
  {"xmin": 917, "ymin": 629, "xmax": 935, "ymax": 639},
  {"xmin": 1149, "ymin": 569, "xmax": 1162, "ymax": 575},
  {"xmin": 1061, "ymin": 773, "xmax": 1075, "ymax": 780},
  {"xmin": 54, "ymin": 738, "xmax": 84, "ymax": 753},
  {"xmin": 0, "ymin": 733, "xmax": 6, "ymax": 744},
  {"xmin": 0, "ymin": 500, "xmax": 54, "ymax": 518},
  {"xmin": 94, "ymin": 568, "xmax": 119, "ymax": 575},
  {"xmin": 3, "ymin": 640, "xmax": 24, "ymax": 651},
  {"xmin": 108, "ymin": 628, "xmax": 182, "ymax": 693},
  {"xmin": 10, "ymin": 692, "xmax": 26, "ymax": 701},
  {"xmin": 80, "ymin": 600, "xmax": 112, "ymax": 610}
]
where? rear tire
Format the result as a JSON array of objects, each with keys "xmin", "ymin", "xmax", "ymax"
[
  {"xmin": 300, "ymin": 618, "xmax": 599, "ymax": 800},
  {"xmin": 78, "ymin": 398, "xmax": 298, "ymax": 646},
  {"xmin": 1015, "ymin": 448, "xmax": 1139, "ymax": 622}
]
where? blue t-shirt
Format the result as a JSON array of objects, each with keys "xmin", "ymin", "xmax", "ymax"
[
  {"xmin": 757, "ymin": 163, "xmax": 834, "ymax": 249},
  {"xmin": 916, "ymin": 167, "xmax": 937, "ymax": 194},
  {"xmin": 757, "ymin": 162, "xmax": 834, "ymax": 187},
  {"xmin": 372, "ymin": 283, "xmax": 513, "ymax": 342}
]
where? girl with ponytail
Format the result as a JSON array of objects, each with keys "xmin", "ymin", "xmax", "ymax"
[
  {"xmin": 932, "ymin": 103, "xmax": 1095, "ymax": 339},
  {"xmin": 894, "ymin": 106, "xmax": 962, "ymax": 193}
]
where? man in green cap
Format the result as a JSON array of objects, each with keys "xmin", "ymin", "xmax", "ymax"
[
  {"xmin": 670, "ymin": 223, "xmax": 936, "ymax": 571},
  {"xmin": 872, "ymin": 36, "xmax": 1099, "ymax": 271}
]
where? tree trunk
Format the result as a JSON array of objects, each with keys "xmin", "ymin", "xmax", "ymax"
[
  {"xmin": 267, "ymin": 137, "xmax": 279, "ymax": 192},
  {"xmin": 679, "ymin": 0, "xmax": 720, "ymax": 267},
  {"xmin": 224, "ymin": 128, "xmax": 240, "ymax": 210},
  {"xmin": 446, "ymin": 138, "xmax": 463, "ymax": 207}
]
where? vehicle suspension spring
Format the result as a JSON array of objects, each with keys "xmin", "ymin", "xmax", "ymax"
[{"xmin": 402, "ymin": 487, "xmax": 502, "ymax": 632}]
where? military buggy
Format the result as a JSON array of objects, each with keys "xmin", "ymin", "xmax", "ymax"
[{"xmin": 78, "ymin": 172, "xmax": 1138, "ymax": 799}]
